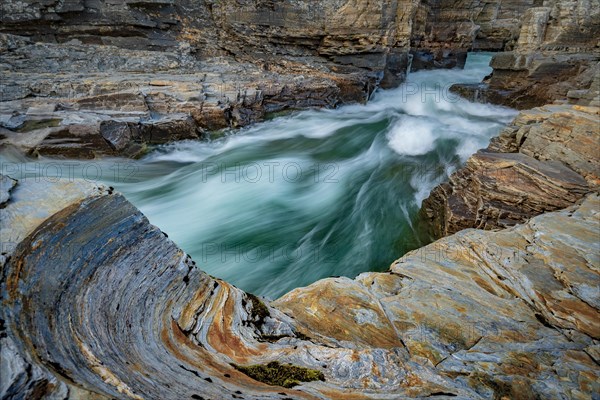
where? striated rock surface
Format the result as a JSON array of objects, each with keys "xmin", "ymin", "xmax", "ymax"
[
  {"xmin": 1, "ymin": 175, "xmax": 599, "ymax": 399},
  {"xmin": 4, "ymin": 0, "xmax": 595, "ymax": 158},
  {"xmin": 410, "ymin": 0, "xmax": 535, "ymax": 70},
  {"xmin": 0, "ymin": 0, "xmax": 431, "ymax": 158},
  {"xmin": 0, "ymin": 36, "xmax": 379, "ymax": 158},
  {"xmin": 422, "ymin": 102, "xmax": 600, "ymax": 238},
  {"xmin": 451, "ymin": 0, "xmax": 600, "ymax": 109}
]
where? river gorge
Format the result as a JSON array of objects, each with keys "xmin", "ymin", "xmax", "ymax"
[
  {"xmin": 1, "ymin": 53, "xmax": 517, "ymax": 298},
  {"xmin": 1, "ymin": 1, "xmax": 599, "ymax": 399}
]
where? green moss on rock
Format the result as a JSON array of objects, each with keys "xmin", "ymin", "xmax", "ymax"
[
  {"xmin": 233, "ymin": 361, "xmax": 324, "ymax": 388},
  {"xmin": 247, "ymin": 293, "xmax": 270, "ymax": 326}
]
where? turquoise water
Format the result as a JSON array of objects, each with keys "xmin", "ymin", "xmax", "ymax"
[{"xmin": 2, "ymin": 53, "xmax": 517, "ymax": 299}]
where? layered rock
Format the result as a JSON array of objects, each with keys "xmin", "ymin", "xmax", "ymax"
[
  {"xmin": 0, "ymin": 0, "xmax": 418, "ymax": 80},
  {"xmin": 2, "ymin": 175, "xmax": 599, "ymax": 398},
  {"xmin": 0, "ymin": 34, "xmax": 382, "ymax": 158},
  {"xmin": 0, "ymin": 39, "xmax": 378, "ymax": 158},
  {"xmin": 0, "ymin": 0, "xmax": 432, "ymax": 159},
  {"xmin": 5, "ymin": 0, "xmax": 595, "ymax": 159},
  {"xmin": 422, "ymin": 102, "xmax": 599, "ymax": 237},
  {"xmin": 451, "ymin": 0, "xmax": 600, "ymax": 109},
  {"xmin": 410, "ymin": 0, "xmax": 534, "ymax": 70}
]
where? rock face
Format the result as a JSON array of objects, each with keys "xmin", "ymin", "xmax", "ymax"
[
  {"xmin": 0, "ymin": 35, "xmax": 379, "ymax": 158},
  {"xmin": 2, "ymin": 175, "xmax": 599, "ymax": 399},
  {"xmin": 0, "ymin": 0, "xmax": 431, "ymax": 158},
  {"xmin": 422, "ymin": 102, "xmax": 600, "ymax": 238},
  {"xmin": 410, "ymin": 0, "xmax": 535, "ymax": 70},
  {"xmin": 4, "ymin": 0, "xmax": 596, "ymax": 158},
  {"xmin": 451, "ymin": 0, "xmax": 600, "ymax": 109}
]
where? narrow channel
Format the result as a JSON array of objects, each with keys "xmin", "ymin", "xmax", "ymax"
[{"xmin": 3, "ymin": 53, "xmax": 517, "ymax": 298}]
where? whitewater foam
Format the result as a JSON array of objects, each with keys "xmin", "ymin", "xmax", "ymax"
[{"xmin": 0, "ymin": 52, "xmax": 517, "ymax": 298}]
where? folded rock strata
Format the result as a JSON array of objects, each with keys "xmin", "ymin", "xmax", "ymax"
[
  {"xmin": 422, "ymin": 102, "xmax": 600, "ymax": 238},
  {"xmin": 1, "ymin": 175, "xmax": 598, "ymax": 399}
]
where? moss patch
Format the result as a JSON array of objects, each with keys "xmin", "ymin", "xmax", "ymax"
[
  {"xmin": 233, "ymin": 361, "xmax": 324, "ymax": 388},
  {"xmin": 247, "ymin": 293, "xmax": 270, "ymax": 327}
]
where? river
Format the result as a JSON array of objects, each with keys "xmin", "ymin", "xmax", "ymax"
[{"xmin": 1, "ymin": 53, "xmax": 517, "ymax": 299}]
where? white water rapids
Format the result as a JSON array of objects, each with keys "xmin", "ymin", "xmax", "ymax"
[{"xmin": 1, "ymin": 53, "xmax": 517, "ymax": 298}]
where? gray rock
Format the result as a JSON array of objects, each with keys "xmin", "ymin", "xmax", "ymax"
[{"xmin": 0, "ymin": 175, "xmax": 16, "ymax": 207}]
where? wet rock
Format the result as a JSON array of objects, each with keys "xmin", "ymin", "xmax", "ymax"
[
  {"xmin": 139, "ymin": 114, "xmax": 199, "ymax": 144},
  {"xmin": 99, "ymin": 120, "xmax": 135, "ymax": 152},
  {"xmin": 422, "ymin": 103, "xmax": 599, "ymax": 237},
  {"xmin": 2, "ymin": 176, "xmax": 597, "ymax": 399}
]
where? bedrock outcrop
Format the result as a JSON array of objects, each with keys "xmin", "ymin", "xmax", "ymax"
[
  {"xmin": 0, "ymin": 0, "xmax": 429, "ymax": 158},
  {"xmin": 422, "ymin": 101, "xmax": 600, "ymax": 238},
  {"xmin": 410, "ymin": 0, "xmax": 535, "ymax": 70},
  {"xmin": 451, "ymin": 0, "xmax": 600, "ymax": 109},
  {"xmin": 0, "ymin": 34, "xmax": 380, "ymax": 159},
  {"xmin": 5, "ymin": 0, "xmax": 594, "ymax": 158},
  {"xmin": 1, "ymin": 175, "xmax": 599, "ymax": 399}
]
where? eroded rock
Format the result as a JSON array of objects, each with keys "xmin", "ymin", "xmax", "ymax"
[
  {"xmin": 422, "ymin": 103, "xmax": 600, "ymax": 237},
  {"xmin": 451, "ymin": 0, "xmax": 600, "ymax": 109},
  {"xmin": 0, "ymin": 0, "xmax": 433, "ymax": 159},
  {"xmin": 1, "ymin": 175, "xmax": 598, "ymax": 399}
]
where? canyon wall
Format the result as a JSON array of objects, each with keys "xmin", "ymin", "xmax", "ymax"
[
  {"xmin": 421, "ymin": 0, "xmax": 600, "ymax": 237},
  {"xmin": 410, "ymin": 0, "xmax": 536, "ymax": 70},
  {"xmin": 0, "ymin": 0, "xmax": 426, "ymax": 158},
  {"xmin": 422, "ymin": 101, "xmax": 599, "ymax": 238},
  {"xmin": 0, "ymin": 0, "xmax": 420, "ymax": 84},
  {"xmin": 3, "ymin": 0, "xmax": 596, "ymax": 158},
  {"xmin": 452, "ymin": 0, "xmax": 600, "ymax": 108}
]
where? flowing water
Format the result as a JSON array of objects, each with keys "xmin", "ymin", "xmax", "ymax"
[{"xmin": 2, "ymin": 53, "xmax": 517, "ymax": 299}]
